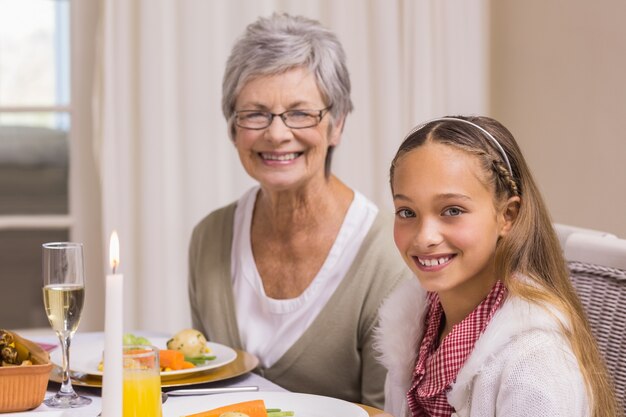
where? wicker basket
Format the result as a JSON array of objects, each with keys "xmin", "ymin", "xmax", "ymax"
[{"xmin": 0, "ymin": 331, "xmax": 52, "ymax": 413}]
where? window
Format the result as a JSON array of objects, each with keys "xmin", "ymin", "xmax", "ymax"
[{"xmin": 0, "ymin": 0, "xmax": 71, "ymax": 328}]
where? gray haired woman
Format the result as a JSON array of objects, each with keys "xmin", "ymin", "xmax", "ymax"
[{"xmin": 188, "ymin": 13, "xmax": 411, "ymax": 408}]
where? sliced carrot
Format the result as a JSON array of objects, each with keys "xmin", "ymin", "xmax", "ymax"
[
  {"xmin": 184, "ymin": 399, "xmax": 268, "ymax": 417},
  {"xmin": 181, "ymin": 360, "xmax": 195, "ymax": 369},
  {"xmin": 159, "ymin": 349, "xmax": 185, "ymax": 370}
]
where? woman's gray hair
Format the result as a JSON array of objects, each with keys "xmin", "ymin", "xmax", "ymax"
[{"xmin": 222, "ymin": 13, "xmax": 354, "ymax": 141}]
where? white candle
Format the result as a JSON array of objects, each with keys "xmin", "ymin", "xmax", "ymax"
[{"xmin": 102, "ymin": 230, "xmax": 123, "ymax": 417}]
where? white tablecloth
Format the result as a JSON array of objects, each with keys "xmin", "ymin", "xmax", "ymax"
[{"xmin": 7, "ymin": 330, "xmax": 286, "ymax": 417}]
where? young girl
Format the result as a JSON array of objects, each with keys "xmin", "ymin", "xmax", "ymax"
[{"xmin": 375, "ymin": 116, "xmax": 618, "ymax": 417}]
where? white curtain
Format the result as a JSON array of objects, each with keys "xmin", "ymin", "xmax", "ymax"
[{"xmin": 94, "ymin": 0, "xmax": 489, "ymax": 334}]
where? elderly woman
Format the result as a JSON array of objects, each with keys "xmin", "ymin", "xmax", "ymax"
[{"xmin": 188, "ymin": 13, "xmax": 411, "ymax": 408}]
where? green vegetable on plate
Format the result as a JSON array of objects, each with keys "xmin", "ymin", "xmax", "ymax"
[{"xmin": 122, "ymin": 333, "xmax": 152, "ymax": 346}]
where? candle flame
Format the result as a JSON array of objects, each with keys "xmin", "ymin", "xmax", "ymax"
[{"xmin": 109, "ymin": 230, "xmax": 120, "ymax": 273}]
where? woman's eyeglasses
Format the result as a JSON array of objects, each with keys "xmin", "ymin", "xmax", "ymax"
[{"xmin": 234, "ymin": 107, "xmax": 331, "ymax": 130}]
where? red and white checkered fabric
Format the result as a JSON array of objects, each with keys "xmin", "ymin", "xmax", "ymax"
[{"xmin": 407, "ymin": 281, "xmax": 507, "ymax": 417}]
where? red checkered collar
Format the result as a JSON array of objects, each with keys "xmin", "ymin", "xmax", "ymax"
[{"xmin": 407, "ymin": 280, "xmax": 507, "ymax": 417}]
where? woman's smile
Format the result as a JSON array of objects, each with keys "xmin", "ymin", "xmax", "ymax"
[{"xmin": 258, "ymin": 151, "xmax": 304, "ymax": 165}]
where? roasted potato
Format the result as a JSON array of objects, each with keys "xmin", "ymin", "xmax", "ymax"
[{"xmin": 166, "ymin": 329, "xmax": 211, "ymax": 358}]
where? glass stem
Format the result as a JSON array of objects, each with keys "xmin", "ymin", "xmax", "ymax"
[{"xmin": 58, "ymin": 332, "xmax": 75, "ymax": 395}]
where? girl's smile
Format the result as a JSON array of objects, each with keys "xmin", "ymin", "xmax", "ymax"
[{"xmin": 413, "ymin": 253, "xmax": 456, "ymax": 272}]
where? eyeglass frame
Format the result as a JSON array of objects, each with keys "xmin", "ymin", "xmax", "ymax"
[{"xmin": 233, "ymin": 106, "xmax": 332, "ymax": 130}]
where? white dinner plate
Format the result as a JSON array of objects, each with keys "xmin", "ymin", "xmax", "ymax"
[
  {"xmin": 164, "ymin": 391, "xmax": 369, "ymax": 417},
  {"xmin": 51, "ymin": 332, "xmax": 237, "ymax": 377}
]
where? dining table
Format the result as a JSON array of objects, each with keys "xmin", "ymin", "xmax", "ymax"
[{"xmin": 6, "ymin": 329, "xmax": 393, "ymax": 417}]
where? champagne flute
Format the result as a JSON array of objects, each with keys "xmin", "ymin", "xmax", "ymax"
[{"xmin": 42, "ymin": 242, "xmax": 92, "ymax": 408}]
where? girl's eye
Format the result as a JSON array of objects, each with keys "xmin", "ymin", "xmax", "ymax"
[
  {"xmin": 395, "ymin": 208, "xmax": 415, "ymax": 219},
  {"xmin": 442, "ymin": 207, "xmax": 463, "ymax": 217}
]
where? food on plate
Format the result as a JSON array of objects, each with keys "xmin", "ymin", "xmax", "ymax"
[
  {"xmin": 0, "ymin": 329, "xmax": 34, "ymax": 366},
  {"xmin": 122, "ymin": 333, "xmax": 152, "ymax": 346},
  {"xmin": 158, "ymin": 349, "xmax": 195, "ymax": 371},
  {"xmin": 184, "ymin": 399, "xmax": 294, "ymax": 417},
  {"xmin": 99, "ymin": 330, "xmax": 216, "ymax": 372},
  {"xmin": 167, "ymin": 328, "xmax": 211, "ymax": 358},
  {"xmin": 166, "ymin": 328, "xmax": 216, "ymax": 365},
  {"xmin": 261, "ymin": 410, "xmax": 294, "ymax": 417}
]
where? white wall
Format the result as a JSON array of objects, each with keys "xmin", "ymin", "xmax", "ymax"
[{"xmin": 490, "ymin": 0, "xmax": 626, "ymax": 238}]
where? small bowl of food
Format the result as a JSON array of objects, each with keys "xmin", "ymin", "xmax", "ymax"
[{"xmin": 0, "ymin": 329, "xmax": 53, "ymax": 413}]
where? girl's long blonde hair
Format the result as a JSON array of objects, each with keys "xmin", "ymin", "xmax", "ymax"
[{"xmin": 390, "ymin": 116, "xmax": 619, "ymax": 417}]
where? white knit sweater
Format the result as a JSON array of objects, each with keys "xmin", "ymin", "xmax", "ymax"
[{"xmin": 374, "ymin": 279, "xmax": 590, "ymax": 417}]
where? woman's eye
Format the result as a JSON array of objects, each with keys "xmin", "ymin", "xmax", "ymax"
[
  {"xmin": 242, "ymin": 112, "xmax": 268, "ymax": 120},
  {"xmin": 442, "ymin": 207, "xmax": 463, "ymax": 217},
  {"xmin": 286, "ymin": 110, "xmax": 313, "ymax": 121},
  {"xmin": 395, "ymin": 208, "xmax": 415, "ymax": 219}
]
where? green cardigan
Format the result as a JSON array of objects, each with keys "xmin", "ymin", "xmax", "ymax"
[{"xmin": 188, "ymin": 202, "xmax": 411, "ymax": 408}]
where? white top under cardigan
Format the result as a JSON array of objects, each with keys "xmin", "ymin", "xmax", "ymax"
[
  {"xmin": 374, "ymin": 278, "xmax": 590, "ymax": 417},
  {"xmin": 232, "ymin": 186, "xmax": 378, "ymax": 367}
]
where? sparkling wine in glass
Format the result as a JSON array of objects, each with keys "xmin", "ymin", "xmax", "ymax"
[{"xmin": 42, "ymin": 242, "xmax": 92, "ymax": 408}]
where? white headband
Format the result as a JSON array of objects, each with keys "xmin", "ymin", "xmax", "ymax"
[{"xmin": 407, "ymin": 117, "xmax": 513, "ymax": 176}]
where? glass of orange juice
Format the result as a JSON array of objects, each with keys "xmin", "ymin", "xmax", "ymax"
[{"xmin": 122, "ymin": 345, "xmax": 162, "ymax": 417}]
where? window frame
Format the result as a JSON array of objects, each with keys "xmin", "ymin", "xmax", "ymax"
[{"xmin": 0, "ymin": 0, "xmax": 103, "ymax": 331}]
